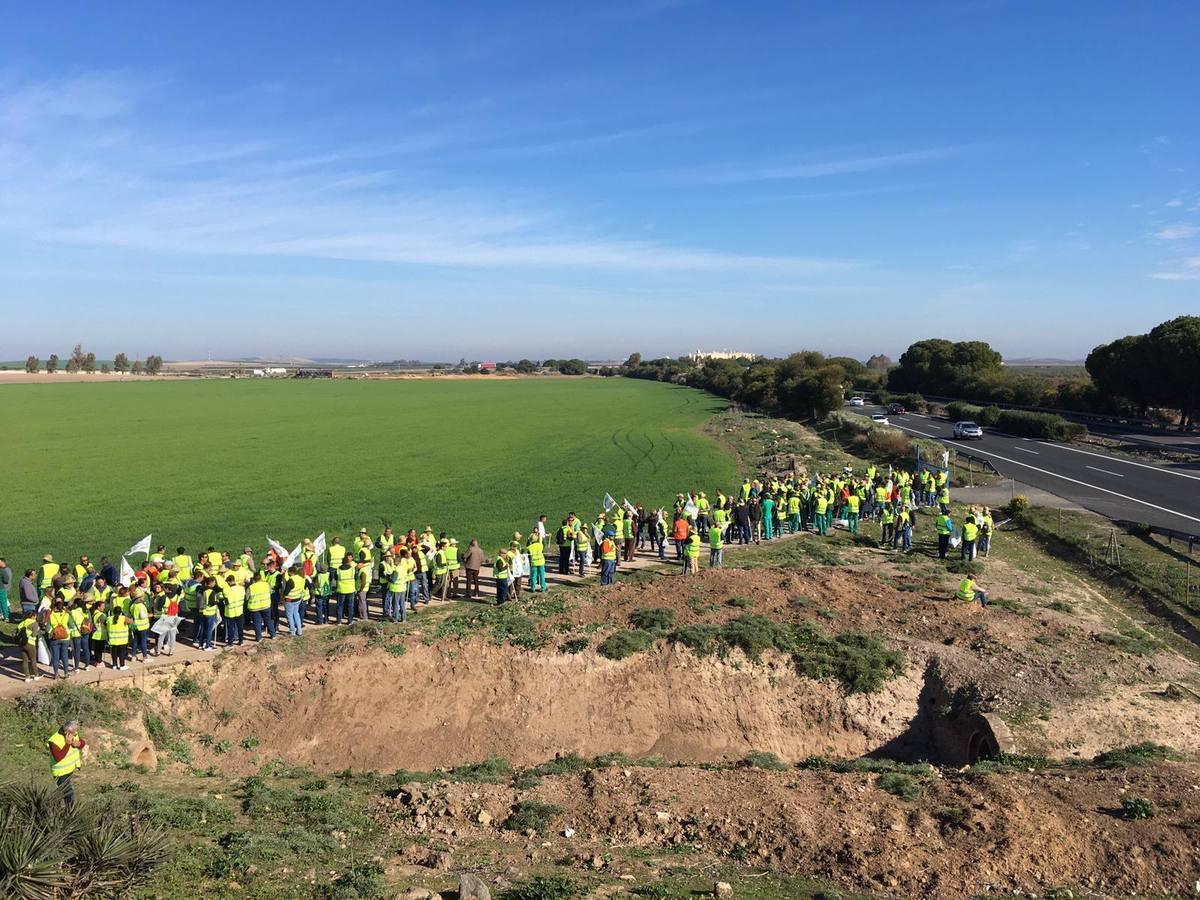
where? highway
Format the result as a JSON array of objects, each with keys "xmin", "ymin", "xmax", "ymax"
[{"xmin": 850, "ymin": 405, "xmax": 1200, "ymax": 534}]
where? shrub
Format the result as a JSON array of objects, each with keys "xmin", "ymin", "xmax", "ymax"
[
  {"xmin": 945, "ymin": 559, "xmax": 984, "ymax": 576},
  {"xmin": 171, "ymin": 671, "xmax": 204, "ymax": 698},
  {"xmin": 502, "ymin": 800, "xmax": 565, "ymax": 835},
  {"xmin": 946, "ymin": 401, "xmax": 984, "ymax": 422},
  {"xmin": 726, "ymin": 595, "xmax": 753, "ymax": 609},
  {"xmin": 1006, "ymin": 495, "xmax": 1030, "ymax": 516},
  {"xmin": 741, "ymin": 750, "xmax": 789, "ymax": 771},
  {"xmin": 629, "ymin": 608, "xmax": 675, "ymax": 630},
  {"xmin": 532, "ymin": 753, "xmax": 590, "ymax": 776},
  {"xmin": 559, "ymin": 637, "xmax": 589, "ymax": 654},
  {"xmin": 501, "ymin": 874, "xmax": 584, "ymax": 900},
  {"xmin": 318, "ymin": 860, "xmax": 386, "ymax": 899},
  {"xmin": 1120, "ymin": 796, "xmax": 1156, "ymax": 820},
  {"xmin": 832, "ymin": 758, "xmax": 933, "ymax": 776},
  {"xmin": 995, "ymin": 409, "xmax": 1085, "ymax": 441},
  {"xmin": 976, "ymin": 405, "xmax": 1002, "ymax": 426},
  {"xmin": 877, "ymin": 772, "xmax": 920, "ymax": 800},
  {"xmin": 934, "ymin": 805, "xmax": 969, "ymax": 830},
  {"xmin": 15, "ymin": 684, "xmax": 124, "ymax": 738},
  {"xmin": 1092, "ymin": 742, "xmax": 1180, "ymax": 768},
  {"xmin": 598, "ymin": 629, "xmax": 657, "ymax": 660},
  {"xmin": 866, "ymin": 428, "xmax": 910, "ymax": 457},
  {"xmin": 450, "ymin": 756, "xmax": 513, "ymax": 783},
  {"xmin": 668, "ymin": 623, "xmax": 722, "ymax": 655}
]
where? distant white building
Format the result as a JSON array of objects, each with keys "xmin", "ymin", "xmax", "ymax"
[
  {"xmin": 688, "ymin": 350, "xmax": 759, "ymax": 362},
  {"xmin": 251, "ymin": 367, "xmax": 289, "ymax": 377}
]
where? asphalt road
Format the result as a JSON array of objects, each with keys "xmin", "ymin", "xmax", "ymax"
[{"xmin": 850, "ymin": 405, "xmax": 1200, "ymax": 534}]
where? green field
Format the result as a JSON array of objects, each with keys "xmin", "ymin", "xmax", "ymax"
[{"xmin": 1, "ymin": 377, "xmax": 736, "ymax": 570}]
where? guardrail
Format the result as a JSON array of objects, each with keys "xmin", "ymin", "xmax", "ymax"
[
  {"xmin": 955, "ymin": 450, "xmax": 1001, "ymax": 476},
  {"xmin": 1149, "ymin": 525, "xmax": 1199, "ymax": 555}
]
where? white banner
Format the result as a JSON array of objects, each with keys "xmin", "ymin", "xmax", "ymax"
[
  {"xmin": 602, "ymin": 493, "xmax": 616, "ymax": 512},
  {"xmin": 266, "ymin": 536, "xmax": 289, "ymax": 558},
  {"xmin": 312, "ymin": 532, "xmax": 327, "ymax": 557},
  {"xmin": 283, "ymin": 543, "xmax": 302, "ymax": 569},
  {"xmin": 119, "ymin": 556, "xmax": 136, "ymax": 587},
  {"xmin": 125, "ymin": 534, "xmax": 152, "ymax": 557}
]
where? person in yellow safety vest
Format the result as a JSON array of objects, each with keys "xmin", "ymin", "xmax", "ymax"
[
  {"xmin": 956, "ymin": 575, "xmax": 988, "ymax": 607},
  {"xmin": 354, "ymin": 554, "xmax": 371, "ymax": 622},
  {"xmin": 89, "ymin": 601, "xmax": 107, "ymax": 668},
  {"xmin": 814, "ymin": 491, "xmax": 830, "ymax": 535},
  {"xmin": 937, "ymin": 484, "xmax": 951, "ymax": 513},
  {"xmin": 494, "ymin": 550, "xmax": 512, "ymax": 604},
  {"xmin": 46, "ymin": 600, "xmax": 72, "ymax": 679},
  {"xmin": 845, "ymin": 491, "xmax": 861, "ymax": 534},
  {"xmin": 196, "ymin": 578, "xmax": 220, "ymax": 651},
  {"xmin": 708, "ymin": 521, "xmax": 724, "ymax": 569},
  {"xmin": 327, "ymin": 537, "xmax": 347, "ymax": 571},
  {"xmin": 574, "ymin": 523, "xmax": 591, "ymax": 577},
  {"xmin": 74, "ymin": 555, "xmax": 90, "ymax": 585},
  {"xmin": 960, "ymin": 516, "xmax": 980, "ymax": 562},
  {"xmin": 282, "ymin": 569, "xmax": 306, "ymax": 637},
  {"xmin": 247, "ymin": 571, "xmax": 275, "ymax": 640},
  {"xmin": 314, "ymin": 566, "xmax": 332, "ymax": 624},
  {"xmin": 880, "ymin": 504, "xmax": 896, "ymax": 547},
  {"xmin": 935, "ymin": 511, "xmax": 954, "ymax": 559},
  {"xmin": 106, "ymin": 604, "xmax": 131, "ymax": 670},
  {"xmin": 382, "ymin": 554, "xmax": 404, "ymax": 623},
  {"xmin": 17, "ymin": 610, "xmax": 43, "ymax": 681},
  {"xmin": 525, "ymin": 534, "xmax": 546, "ymax": 593},
  {"xmin": 333, "ymin": 557, "xmax": 356, "ymax": 626},
  {"xmin": 129, "ymin": 591, "xmax": 151, "ymax": 662},
  {"xmin": 433, "ymin": 541, "xmax": 450, "ymax": 602},
  {"xmin": 205, "ymin": 547, "xmax": 223, "ymax": 570},
  {"xmin": 40, "ymin": 555, "xmax": 58, "ymax": 592},
  {"xmin": 787, "ymin": 493, "xmax": 801, "ymax": 533},
  {"xmin": 447, "ymin": 539, "xmax": 461, "ymax": 598},
  {"xmin": 68, "ymin": 598, "xmax": 91, "ymax": 672},
  {"xmin": 222, "ymin": 575, "xmax": 246, "ymax": 646},
  {"xmin": 47, "ymin": 720, "xmax": 86, "ymax": 808},
  {"xmin": 599, "ymin": 532, "xmax": 618, "ymax": 586},
  {"xmin": 686, "ymin": 528, "xmax": 700, "ymax": 578},
  {"xmin": 979, "ymin": 507, "xmax": 995, "ymax": 557}
]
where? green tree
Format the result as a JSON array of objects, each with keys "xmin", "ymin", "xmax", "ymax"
[
  {"xmin": 557, "ymin": 358, "xmax": 588, "ymax": 375},
  {"xmin": 1146, "ymin": 315, "xmax": 1200, "ymax": 426},
  {"xmin": 623, "ymin": 351, "xmax": 642, "ymax": 368},
  {"xmin": 24, "ymin": 355, "xmax": 38, "ymax": 373},
  {"xmin": 1086, "ymin": 334, "xmax": 1152, "ymax": 415},
  {"xmin": 888, "ymin": 338, "xmax": 1003, "ymax": 395},
  {"xmin": 67, "ymin": 342, "xmax": 86, "ymax": 373},
  {"xmin": 46, "ymin": 354, "xmax": 59, "ymax": 374},
  {"xmin": 113, "ymin": 352, "xmax": 129, "ymax": 373},
  {"xmin": 131, "ymin": 359, "xmax": 143, "ymax": 374},
  {"xmin": 83, "ymin": 352, "xmax": 96, "ymax": 373},
  {"xmin": 145, "ymin": 354, "xmax": 164, "ymax": 374},
  {"xmin": 514, "ymin": 359, "xmax": 537, "ymax": 374}
]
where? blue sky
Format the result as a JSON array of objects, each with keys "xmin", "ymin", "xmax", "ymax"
[{"xmin": 1, "ymin": 0, "xmax": 1197, "ymax": 362}]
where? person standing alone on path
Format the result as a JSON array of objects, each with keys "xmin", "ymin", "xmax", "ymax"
[{"xmin": 47, "ymin": 720, "xmax": 86, "ymax": 809}]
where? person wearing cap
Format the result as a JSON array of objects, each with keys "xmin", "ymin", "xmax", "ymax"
[
  {"xmin": 599, "ymin": 529, "xmax": 618, "ymax": 586},
  {"xmin": 39, "ymin": 555, "xmax": 58, "ymax": 593},
  {"xmin": 240, "ymin": 547, "xmax": 256, "ymax": 572},
  {"xmin": 47, "ymin": 720, "xmax": 86, "ymax": 808},
  {"xmin": 493, "ymin": 548, "xmax": 511, "ymax": 605},
  {"xmin": 129, "ymin": 589, "xmax": 151, "ymax": 661}
]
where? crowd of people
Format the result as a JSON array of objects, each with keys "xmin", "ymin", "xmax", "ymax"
[{"xmin": 5, "ymin": 458, "xmax": 996, "ymax": 683}]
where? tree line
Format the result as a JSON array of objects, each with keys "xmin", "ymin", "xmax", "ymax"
[{"xmin": 22, "ymin": 346, "xmax": 163, "ymax": 375}]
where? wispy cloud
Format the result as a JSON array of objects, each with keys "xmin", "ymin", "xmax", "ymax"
[
  {"xmin": 0, "ymin": 73, "xmax": 859, "ymax": 276},
  {"xmin": 1150, "ymin": 256, "xmax": 1200, "ymax": 281},
  {"xmin": 673, "ymin": 146, "xmax": 963, "ymax": 184},
  {"xmin": 1154, "ymin": 223, "xmax": 1198, "ymax": 240},
  {"xmin": 1165, "ymin": 198, "xmax": 1183, "ymax": 207}
]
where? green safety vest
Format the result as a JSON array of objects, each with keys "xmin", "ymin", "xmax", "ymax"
[
  {"xmin": 335, "ymin": 567, "xmax": 356, "ymax": 594},
  {"xmin": 962, "ymin": 521, "xmax": 979, "ymax": 542},
  {"xmin": 686, "ymin": 533, "xmax": 701, "ymax": 558},
  {"xmin": 91, "ymin": 609, "xmax": 108, "ymax": 640},
  {"xmin": 174, "ymin": 554, "xmax": 193, "ymax": 575},
  {"xmin": 956, "ymin": 578, "xmax": 976, "ymax": 602},
  {"xmin": 107, "ymin": 614, "xmax": 130, "ymax": 645},
  {"xmin": 494, "ymin": 555, "xmax": 509, "ymax": 578},
  {"xmin": 433, "ymin": 551, "xmax": 448, "ymax": 576},
  {"xmin": 130, "ymin": 601, "xmax": 150, "ymax": 631},
  {"xmin": 446, "ymin": 546, "xmax": 459, "ymax": 570},
  {"xmin": 199, "ymin": 590, "xmax": 219, "ymax": 617},
  {"xmin": 936, "ymin": 516, "xmax": 953, "ymax": 536},
  {"xmin": 48, "ymin": 732, "xmax": 82, "ymax": 777},
  {"xmin": 247, "ymin": 581, "xmax": 271, "ymax": 611},
  {"xmin": 709, "ymin": 528, "xmax": 723, "ymax": 550},
  {"xmin": 224, "ymin": 585, "xmax": 246, "ymax": 617},
  {"xmin": 526, "ymin": 541, "xmax": 545, "ymax": 567},
  {"xmin": 17, "ymin": 618, "xmax": 38, "ymax": 646},
  {"xmin": 284, "ymin": 575, "xmax": 306, "ymax": 601}
]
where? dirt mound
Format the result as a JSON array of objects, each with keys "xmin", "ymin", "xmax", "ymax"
[
  {"xmin": 178, "ymin": 641, "xmax": 923, "ymax": 773},
  {"xmin": 379, "ymin": 762, "xmax": 1200, "ymax": 899}
]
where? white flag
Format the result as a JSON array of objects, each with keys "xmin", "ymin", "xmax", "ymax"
[
  {"xmin": 125, "ymin": 534, "xmax": 152, "ymax": 557},
  {"xmin": 283, "ymin": 543, "xmax": 302, "ymax": 569},
  {"xmin": 312, "ymin": 532, "xmax": 327, "ymax": 557},
  {"xmin": 267, "ymin": 536, "xmax": 289, "ymax": 558},
  {"xmin": 119, "ymin": 556, "xmax": 136, "ymax": 587},
  {"xmin": 684, "ymin": 502, "xmax": 699, "ymax": 519},
  {"xmin": 942, "ymin": 450, "xmax": 950, "ymax": 470},
  {"xmin": 622, "ymin": 498, "xmax": 637, "ymax": 517},
  {"xmin": 602, "ymin": 493, "xmax": 616, "ymax": 512}
]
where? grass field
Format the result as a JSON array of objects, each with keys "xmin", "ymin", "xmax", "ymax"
[{"xmin": 1, "ymin": 377, "xmax": 736, "ymax": 570}]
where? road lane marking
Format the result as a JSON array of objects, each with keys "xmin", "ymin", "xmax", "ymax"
[
  {"xmin": 884, "ymin": 422, "xmax": 1200, "ymax": 526},
  {"xmin": 1014, "ymin": 446, "xmax": 1039, "ymax": 454},
  {"xmin": 1036, "ymin": 441, "xmax": 1200, "ymax": 482},
  {"xmin": 1085, "ymin": 465, "xmax": 1124, "ymax": 477}
]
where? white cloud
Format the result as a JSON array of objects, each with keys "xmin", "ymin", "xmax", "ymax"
[
  {"xmin": 0, "ymin": 73, "xmax": 859, "ymax": 276},
  {"xmin": 673, "ymin": 146, "xmax": 963, "ymax": 184},
  {"xmin": 1165, "ymin": 199, "xmax": 1183, "ymax": 207},
  {"xmin": 1154, "ymin": 224, "xmax": 1197, "ymax": 240},
  {"xmin": 1150, "ymin": 256, "xmax": 1200, "ymax": 281}
]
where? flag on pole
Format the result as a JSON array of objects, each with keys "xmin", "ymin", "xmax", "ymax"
[
  {"xmin": 283, "ymin": 543, "xmax": 302, "ymax": 570},
  {"xmin": 267, "ymin": 536, "xmax": 289, "ymax": 558},
  {"xmin": 602, "ymin": 493, "xmax": 616, "ymax": 512},
  {"xmin": 119, "ymin": 556, "xmax": 136, "ymax": 587},
  {"xmin": 125, "ymin": 534, "xmax": 152, "ymax": 557},
  {"xmin": 312, "ymin": 532, "xmax": 327, "ymax": 557},
  {"xmin": 622, "ymin": 498, "xmax": 637, "ymax": 517},
  {"xmin": 684, "ymin": 502, "xmax": 699, "ymax": 519},
  {"xmin": 941, "ymin": 450, "xmax": 950, "ymax": 470}
]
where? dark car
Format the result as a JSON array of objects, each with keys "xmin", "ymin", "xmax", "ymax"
[{"xmin": 887, "ymin": 403, "xmax": 907, "ymax": 415}]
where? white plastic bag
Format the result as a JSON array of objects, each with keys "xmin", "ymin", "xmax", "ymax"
[{"xmin": 36, "ymin": 637, "xmax": 50, "ymax": 666}]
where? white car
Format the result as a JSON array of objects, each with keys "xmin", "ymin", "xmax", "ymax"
[
  {"xmin": 953, "ymin": 421, "xmax": 984, "ymax": 440},
  {"xmin": 871, "ymin": 413, "xmax": 890, "ymax": 426},
  {"xmin": 849, "ymin": 397, "xmax": 865, "ymax": 406}
]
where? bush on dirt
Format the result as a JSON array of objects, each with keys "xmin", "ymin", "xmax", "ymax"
[
  {"xmin": 877, "ymin": 772, "xmax": 920, "ymax": 800},
  {"xmin": 502, "ymin": 800, "xmax": 565, "ymax": 836},
  {"xmin": 740, "ymin": 750, "xmax": 789, "ymax": 771},
  {"xmin": 501, "ymin": 874, "xmax": 585, "ymax": 900},
  {"xmin": 317, "ymin": 860, "xmax": 385, "ymax": 899},
  {"xmin": 934, "ymin": 805, "xmax": 970, "ymax": 831},
  {"xmin": 598, "ymin": 629, "xmax": 658, "ymax": 659},
  {"xmin": 15, "ymin": 683, "xmax": 124, "ymax": 738},
  {"xmin": 1120, "ymin": 796, "xmax": 1156, "ymax": 820},
  {"xmin": 532, "ymin": 753, "xmax": 590, "ymax": 776},
  {"xmin": 559, "ymin": 637, "xmax": 589, "ymax": 654},
  {"xmin": 1092, "ymin": 742, "xmax": 1180, "ymax": 768},
  {"xmin": 629, "ymin": 607, "xmax": 675, "ymax": 630},
  {"xmin": 171, "ymin": 671, "xmax": 205, "ymax": 698},
  {"xmin": 1006, "ymin": 495, "xmax": 1030, "ymax": 517}
]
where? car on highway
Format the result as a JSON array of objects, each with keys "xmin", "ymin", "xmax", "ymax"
[
  {"xmin": 871, "ymin": 413, "xmax": 890, "ymax": 426},
  {"xmin": 848, "ymin": 397, "xmax": 865, "ymax": 406},
  {"xmin": 953, "ymin": 421, "xmax": 984, "ymax": 440},
  {"xmin": 887, "ymin": 403, "xmax": 907, "ymax": 415}
]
